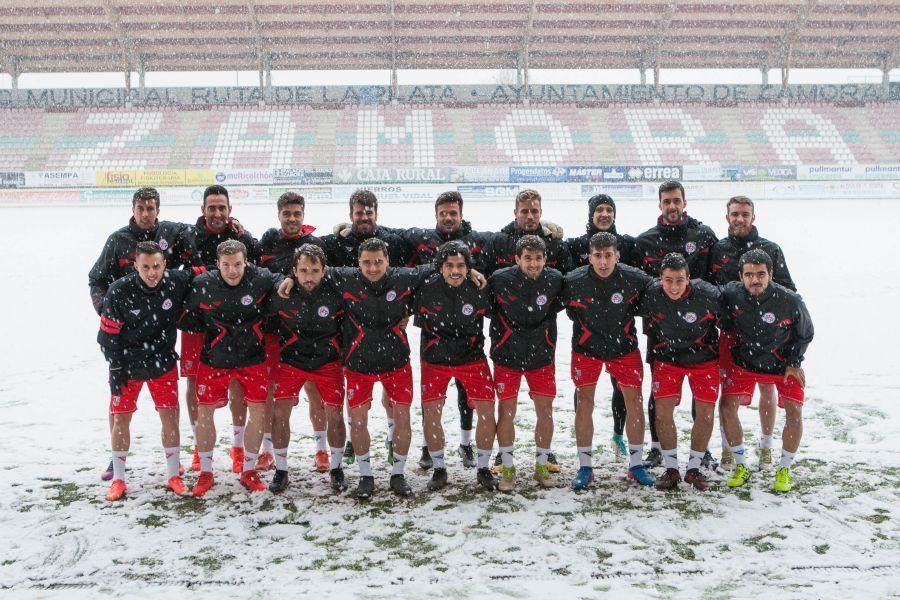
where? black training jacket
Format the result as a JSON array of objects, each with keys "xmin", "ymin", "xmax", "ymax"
[
  {"xmin": 397, "ymin": 220, "xmax": 491, "ymax": 271},
  {"xmin": 181, "ymin": 216, "xmax": 258, "ymax": 270},
  {"xmin": 636, "ymin": 279, "xmax": 722, "ymax": 365},
  {"xmin": 266, "ymin": 277, "xmax": 344, "ymax": 371},
  {"xmin": 322, "ymin": 226, "xmax": 411, "ymax": 268},
  {"xmin": 633, "ymin": 214, "xmax": 718, "ymax": 279},
  {"xmin": 414, "ymin": 273, "xmax": 491, "ymax": 366},
  {"xmin": 566, "ymin": 223, "xmax": 636, "ymax": 269},
  {"xmin": 708, "ymin": 227, "xmax": 796, "ymax": 290},
  {"xmin": 482, "ymin": 222, "xmax": 574, "ymax": 276},
  {"xmin": 257, "ymin": 225, "xmax": 326, "ymax": 276}
]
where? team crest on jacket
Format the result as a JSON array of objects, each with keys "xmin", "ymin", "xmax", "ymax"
[
  {"xmin": 162, "ymin": 299, "xmax": 173, "ymax": 311},
  {"xmin": 158, "ymin": 238, "xmax": 169, "ymax": 251},
  {"xmin": 762, "ymin": 312, "xmax": 776, "ymax": 324},
  {"xmin": 318, "ymin": 306, "xmax": 330, "ymax": 318},
  {"xmin": 386, "ymin": 290, "xmax": 397, "ymax": 302},
  {"xmin": 241, "ymin": 294, "xmax": 253, "ymax": 305},
  {"xmin": 683, "ymin": 312, "xmax": 697, "ymax": 323},
  {"xmin": 684, "ymin": 242, "xmax": 697, "ymax": 254},
  {"xmin": 536, "ymin": 294, "xmax": 548, "ymax": 306},
  {"xmin": 611, "ymin": 292, "xmax": 623, "ymax": 304},
  {"xmin": 462, "ymin": 303, "xmax": 474, "ymax": 316}
]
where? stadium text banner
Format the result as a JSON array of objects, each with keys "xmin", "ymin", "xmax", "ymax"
[{"xmin": 95, "ymin": 170, "xmax": 214, "ymax": 187}]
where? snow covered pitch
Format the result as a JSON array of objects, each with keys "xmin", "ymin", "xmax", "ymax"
[{"xmin": 1, "ymin": 195, "xmax": 898, "ymax": 596}]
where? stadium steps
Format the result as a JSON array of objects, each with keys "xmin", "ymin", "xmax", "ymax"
[{"xmin": 720, "ymin": 111, "xmax": 757, "ymax": 164}]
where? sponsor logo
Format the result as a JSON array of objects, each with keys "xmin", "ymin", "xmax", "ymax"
[
  {"xmin": 684, "ymin": 242, "xmax": 697, "ymax": 254},
  {"xmin": 241, "ymin": 294, "xmax": 253, "ymax": 305},
  {"xmin": 317, "ymin": 306, "xmax": 330, "ymax": 317},
  {"xmin": 611, "ymin": 292, "xmax": 624, "ymax": 304},
  {"xmin": 130, "ymin": 309, "xmax": 141, "ymax": 316},
  {"xmin": 536, "ymin": 294, "xmax": 548, "ymax": 306},
  {"xmin": 162, "ymin": 299, "xmax": 173, "ymax": 311},
  {"xmin": 158, "ymin": 238, "xmax": 169, "ymax": 251},
  {"xmin": 386, "ymin": 290, "xmax": 397, "ymax": 302},
  {"xmin": 462, "ymin": 303, "xmax": 474, "ymax": 316},
  {"xmin": 683, "ymin": 311, "xmax": 697, "ymax": 323},
  {"xmin": 762, "ymin": 312, "xmax": 776, "ymax": 324}
]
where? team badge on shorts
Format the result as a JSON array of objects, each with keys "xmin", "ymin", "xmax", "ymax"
[
  {"xmin": 347, "ymin": 388, "xmax": 354, "ymax": 400},
  {"xmin": 241, "ymin": 294, "xmax": 254, "ymax": 306},
  {"xmin": 652, "ymin": 381, "xmax": 660, "ymax": 393},
  {"xmin": 183, "ymin": 360, "xmax": 193, "ymax": 371},
  {"xmin": 684, "ymin": 241, "xmax": 697, "ymax": 254},
  {"xmin": 462, "ymin": 303, "xmax": 474, "ymax": 316},
  {"xmin": 574, "ymin": 368, "xmax": 581, "ymax": 380},
  {"xmin": 158, "ymin": 238, "xmax": 169, "ymax": 251},
  {"xmin": 386, "ymin": 290, "xmax": 397, "ymax": 302},
  {"xmin": 112, "ymin": 395, "xmax": 121, "ymax": 406},
  {"xmin": 536, "ymin": 294, "xmax": 548, "ymax": 307},
  {"xmin": 162, "ymin": 299, "xmax": 173, "ymax": 311},
  {"xmin": 318, "ymin": 306, "xmax": 330, "ymax": 317},
  {"xmin": 762, "ymin": 312, "xmax": 776, "ymax": 324},
  {"xmin": 611, "ymin": 292, "xmax": 623, "ymax": 304},
  {"xmin": 683, "ymin": 311, "xmax": 697, "ymax": 323},
  {"xmin": 198, "ymin": 384, "xmax": 207, "ymax": 395},
  {"xmin": 496, "ymin": 382, "xmax": 505, "ymax": 393}
]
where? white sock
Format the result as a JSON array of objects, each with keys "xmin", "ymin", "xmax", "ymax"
[
  {"xmin": 779, "ymin": 449, "xmax": 796, "ymax": 469},
  {"xmin": 662, "ymin": 448, "xmax": 678, "ymax": 470},
  {"xmin": 112, "ymin": 451, "xmax": 127, "ymax": 481},
  {"xmin": 429, "ymin": 449, "xmax": 445, "ymax": 470},
  {"xmin": 460, "ymin": 429, "xmax": 473, "ymax": 446},
  {"xmin": 314, "ymin": 431, "xmax": 327, "ymax": 452},
  {"xmin": 732, "ymin": 444, "xmax": 747, "ymax": 465},
  {"xmin": 535, "ymin": 446, "xmax": 550, "ymax": 465},
  {"xmin": 329, "ymin": 446, "xmax": 344, "ymax": 470},
  {"xmin": 391, "ymin": 453, "xmax": 407, "ymax": 476},
  {"xmin": 386, "ymin": 418, "xmax": 395, "ymax": 442},
  {"xmin": 357, "ymin": 453, "xmax": 372, "ymax": 477},
  {"xmin": 687, "ymin": 449, "xmax": 704, "ymax": 471},
  {"xmin": 577, "ymin": 446, "xmax": 593, "ymax": 468},
  {"xmin": 274, "ymin": 447, "xmax": 288, "ymax": 471},
  {"xmin": 242, "ymin": 451, "xmax": 258, "ymax": 473},
  {"xmin": 650, "ymin": 441, "xmax": 661, "ymax": 450},
  {"xmin": 163, "ymin": 446, "xmax": 180, "ymax": 478},
  {"xmin": 232, "ymin": 425, "xmax": 245, "ymax": 449},
  {"xmin": 628, "ymin": 444, "xmax": 644, "ymax": 468},
  {"xmin": 477, "ymin": 448, "xmax": 491, "ymax": 469},
  {"xmin": 200, "ymin": 450, "xmax": 214, "ymax": 473},
  {"xmin": 759, "ymin": 434, "xmax": 773, "ymax": 449},
  {"xmin": 261, "ymin": 433, "xmax": 274, "ymax": 453},
  {"xmin": 499, "ymin": 445, "xmax": 514, "ymax": 468}
]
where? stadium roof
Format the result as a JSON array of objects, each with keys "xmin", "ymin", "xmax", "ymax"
[{"xmin": 1, "ymin": 0, "xmax": 899, "ymax": 76}]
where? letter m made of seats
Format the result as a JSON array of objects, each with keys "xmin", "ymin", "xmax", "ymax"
[{"xmin": 355, "ymin": 109, "xmax": 435, "ymax": 168}]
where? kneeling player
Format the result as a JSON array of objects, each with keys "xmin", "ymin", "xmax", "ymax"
[
  {"xmin": 97, "ymin": 242, "xmax": 193, "ymax": 500},
  {"xmin": 268, "ymin": 244, "xmax": 347, "ymax": 492},
  {"xmin": 720, "ymin": 249, "xmax": 814, "ymax": 492},
  {"xmin": 636, "ymin": 253, "xmax": 721, "ymax": 491},
  {"xmin": 489, "ymin": 235, "xmax": 565, "ymax": 491},
  {"xmin": 415, "ymin": 241, "xmax": 498, "ymax": 491},
  {"xmin": 561, "ymin": 232, "xmax": 653, "ymax": 489},
  {"xmin": 179, "ymin": 240, "xmax": 283, "ymax": 496}
]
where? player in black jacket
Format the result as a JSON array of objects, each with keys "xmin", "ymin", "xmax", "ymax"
[
  {"xmin": 720, "ymin": 249, "xmax": 814, "ymax": 493},
  {"xmin": 178, "ymin": 240, "xmax": 283, "ymax": 497},
  {"xmin": 633, "ymin": 181, "xmax": 718, "ymax": 467},
  {"xmin": 414, "ymin": 241, "xmax": 498, "ymax": 492},
  {"xmin": 565, "ymin": 193, "xmax": 636, "ymax": 460},
  {"xmin": 488, "ymin": 235, "xmax": 565, "ymax": 491},
  {"xmin": 97, "ymin": 241, "xmax": 193, "ymax": 501},
  {"xmin": 635, "ymin": 253, "xmax": 722, "ymax": 491},
  {"xmin": 708, "ymin": 195, "xmax": 796, "ymax": 468},
  {"xmin": 266, "ymin": 244, "xmax": 346, "ymax": 493},
  {"xmin": 561, "ymin": 232, "xmax": 655, "ymax": 489}
]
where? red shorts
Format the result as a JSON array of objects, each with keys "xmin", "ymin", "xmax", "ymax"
[
  {"xmin": 196, "ymin": 363, "xmax": 269, "ymax": 407},
  {"xmin": 571, "ymin": 351, "xmax": 643, "ymax": 390},
  {"xmin": 651, "ymin": 360, "xmax": 720, "ymax": 405},
  {"xmin": 110, "ymin": 368, "xmax": 179, "ymax": 414},
  {"xmin": 273, "ymin": 361, "xmax": 344, "ymax": 407},
  {"xmin": 264, "ymin": 334, "xmax": 281, "ymax": 374},
  {"xmin": 344, "ymin": 362, "xmax": 413, "ymax": 409},
  {"xmin": 421, "ymin": 360, "xmax": 495, "ymax": 406},
  {"xmin": 179, "ymin": 331, "xmax": 204, "ymax": 378},
  {"xmin": 718, "ymin": 331, "xmax": 736, "ymax": 373},
  {"xmin": 493, "ymin": 362, "xmax": 556, "ymax": 401},
  {"xmin": 723, "ymin": 364, "xmax": 805, "ymax": 407}
]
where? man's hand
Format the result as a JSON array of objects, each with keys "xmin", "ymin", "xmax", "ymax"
[
  {"xmin": 230, "ymin": 218, "xmax": 245, "ymax": 237},
  {"xmin": 541, "ymin": 220, "xmax": 564, "ymax": 240},
  {"xmin": 109, "ymin": 365, "xmax": 126, "ymax": 396},
  {"xmin": 784, "ymin": 366, "xmax": 805, "ymax": 388},
  {"xmin": 469, "ymin": 269, "xmax": 487, "ymax": 289},
  {"xmin": 332, "ymin": 222, "xmax": 353, "ymax": 238},
  {"xmin": 277, "ymin": 278, "xmax": 294, "ymax": 299}
]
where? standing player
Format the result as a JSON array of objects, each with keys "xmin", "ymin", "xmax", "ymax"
[
  {"xmin": 89, "ymin": 187, "xmax": 192, "ymax": 480},
  {"xmin": 266, "ymin": 244, "xmax": 346, "ymax": 493},
  {"xmin": 414, "ymin": 241, "xmax": 498, "ymax": 491},
  {"xmin": 720, "ymin": 249, "xmax": 814, "ymax": 492},
  {"xmin": 97, "ymin": 241, "xmax": 193, "ymax": 500},
  {"xmin": 633, "ymin": 180, "xmax": 718, "ymax": 468},
  {"xmin": 178, "ymin": 240, "xmax": 283, "ymax": 497},
  {"xmin": 561, "ymin": 232, "xmax": 654, "ymax": 490},
  {"xmin": 489, "ymin": 235, "xmax": 565, "ymax": 491},
  {"xmin": 708, "ymin": 196, "xmax": 797, "ymax": 468},
  {"xmin": 636, "ymin": 253, "xmax": 721, "ymax": 491},
  {"xmin": 565, "ymin": 193, "xmax": 636, "ymax": 459},
  {"xmin": 179, "ymin": 185, "xmax": 260, "ymax": 475}
]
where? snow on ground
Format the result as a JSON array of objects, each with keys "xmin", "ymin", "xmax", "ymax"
[{"xmin": 0, "ymin": 195, "xmax": 899, "ymax": 598}]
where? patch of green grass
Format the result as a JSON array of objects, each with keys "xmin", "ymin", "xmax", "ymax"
[
  {"xmin": 814, "ymin": 544, "xmax": 829, "ymax": 554},
  {"xmin": 137, "ymin": 514, "xmax": 168, "ymax": 528},
  {"xmin": 46, "ymin": 482, "xmax": 87, "ymax": 508},
  {"xmin": 864, "ymin": 514, "xmax": 889, "ymax": 524},
  {"xmin": 191, "ymin": 547, "xmax": 235, "ymax": 572},
  {"xmin": 671, "ymin": 541, "xmax": 697, "ymax": 561}
]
